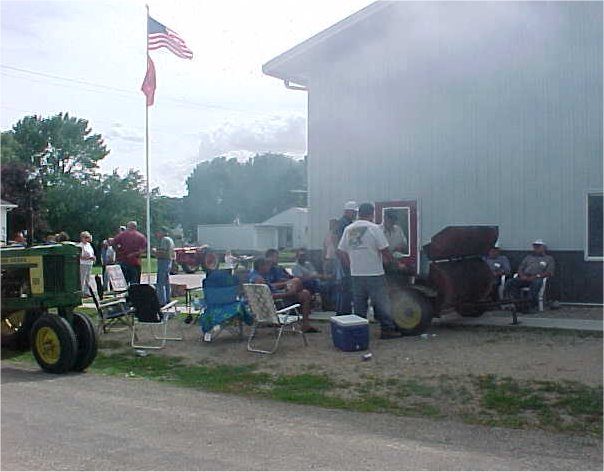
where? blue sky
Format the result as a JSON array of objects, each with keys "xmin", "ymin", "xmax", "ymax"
[{"xmin": 1, "ymin": 0, "xmax": 371, "ymax": 195}]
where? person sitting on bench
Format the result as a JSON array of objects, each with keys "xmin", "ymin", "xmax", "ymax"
[{"xmin": 504, "ymin": 239, "xmax": 555, "ymax": 312}]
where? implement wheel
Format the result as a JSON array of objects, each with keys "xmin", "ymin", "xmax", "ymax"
[
  {"xmin": 72, "ymin": 312, "xmax": 98, "ymax": 371},
  {"xmin": 457, "ymin": 304, "xmax": 486, "ymax": 317},
  {"xmin": 31, "ymin": 315, "xmax": 77, "ymax": 374},
  {"xmin": 391, "ymin": 288, "xmax": 433, "ymax": 335},
  {"xmin": 1, "ymin": 309, "xmax": 37, "ymax": 350}
]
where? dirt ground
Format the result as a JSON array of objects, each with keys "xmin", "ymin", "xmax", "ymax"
[{"xmin": 102, "ymin": 306, "xmax": 603, "ymax": 387}]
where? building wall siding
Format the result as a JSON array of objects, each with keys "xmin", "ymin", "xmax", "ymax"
[{"xmin": 307, "ymin": 1, "xmax": 602, "ymax": 263}]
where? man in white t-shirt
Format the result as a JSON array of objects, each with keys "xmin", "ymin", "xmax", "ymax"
[{"xmin": 338, "ymin": 203, "xmax": 401, "ymax": 339}]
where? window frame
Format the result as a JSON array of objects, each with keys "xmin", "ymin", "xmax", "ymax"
[{"xmin": 585, "ymin": 190, "xmax": 603, "ymax": 262}]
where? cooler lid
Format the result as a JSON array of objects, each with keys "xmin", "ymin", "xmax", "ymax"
[
  {"xmin": 330, "ymin": 315, "xmax": 369, "ymax": 326},
  {"xmin": 423, "ymin": 225, "xmax": 498, "ymax": 261}
]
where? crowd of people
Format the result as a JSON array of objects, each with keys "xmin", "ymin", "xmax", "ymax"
[
  {"xmin": 8, "ymin": 221, "xmax": 176, "ymax": 306},
  {"xmin": 6, "ymin": 202, "xmax": 555, "ymax": 326}
]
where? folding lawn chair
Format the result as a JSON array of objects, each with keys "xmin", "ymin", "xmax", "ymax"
[
  {"xmin": 87, "ymin": 281, "xmax": 133, "ymax": 335},
  {"xmin": 128, "ymin": 284, "xmax": 183, "ymax": 349},
  {"xmin": 243, "ymin": 283, "xmax": 308, "ymax": 354},
  {"xmin": 200, "ymin": 270, "xmax": 252, "ymax": 342}
]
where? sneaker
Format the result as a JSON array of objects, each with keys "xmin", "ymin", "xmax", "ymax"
[{"xmin": 380, "ymin": 329, "xmax": 402, "ymax": 340}]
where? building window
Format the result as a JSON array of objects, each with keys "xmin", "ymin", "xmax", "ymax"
[{"xmin": 586, "ymin": 192, "xmax": 603, "ymax": 260}]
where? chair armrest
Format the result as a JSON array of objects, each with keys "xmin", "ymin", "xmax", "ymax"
[
  {"xmin": 276, "ymin": 303, "xmax": 301, "ymax": 314},
  {"xmin": 98, "ymin": 298, "xmax": 128, "ymax": 309},
  {"xmin": 161, "ymin": 300, "xmax": 179, "ymax": 311}
]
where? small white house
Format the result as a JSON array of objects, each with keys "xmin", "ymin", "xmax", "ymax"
[
  {"xmin": 1, "ymin": 199, "xmax": 17, "ymax": 243},
  {"xmin": 197, "ymin": 207, "xmax": 309, "ymax": 252},
  {"xmin": 259, "ymin": 207, "xmax": 309, "ymax": 249}
]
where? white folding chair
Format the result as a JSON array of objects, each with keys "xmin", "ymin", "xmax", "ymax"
[
  {"xmin": 513, "ymin": 274, "xmax": 548, "ymax": 311},
  {"xmin": 243, "ymin": 283, "xmax": 308, "ymax": 354}
]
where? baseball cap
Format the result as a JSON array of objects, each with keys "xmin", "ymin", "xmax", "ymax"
[
  {"xmin": 532, "ymin": 239, "xmax": 546, "ymax": 246},
  {"xmin": 344, "ymin": 201, "xmax": 358, "ymax": 211}
]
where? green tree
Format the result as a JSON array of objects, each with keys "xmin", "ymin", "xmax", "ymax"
[
  {"xmin": 182, "ymin": 153, "xmax": 306, "ymax": 237},
  {"xmin": 5, "ymin": 113, "xmax": 109, "ymax": 182},
  {"xmin": 0, "ymin": 131, "xmax": 22, "ymax": 164},
  {"xmin": 0, "ymin": 162, "xmax": 46, "ymax": 240},
  {"xmin": 43, "ymin": 170, "xmax": 147, "ymax": 244}
]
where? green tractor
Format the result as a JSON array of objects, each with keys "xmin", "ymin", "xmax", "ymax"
[{"xmin": 1, "ymin": 243, "xmax": 98, "ymax": 373}]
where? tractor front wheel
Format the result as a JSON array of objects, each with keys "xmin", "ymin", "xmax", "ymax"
[{"xmin": 31, "ymin": 315, "xmax": 77, "ymax": 374}]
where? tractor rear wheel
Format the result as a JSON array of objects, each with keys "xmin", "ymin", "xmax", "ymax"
[
  {"xmin": 1, "ymin": 309, "xmax": 37, "ymax": 350},
  {"xmin": 31, "ymin": 315, "xmax": 77, "ymax": 374},
  {"xmin": 390, "ymin": 288, "xmax": 433, "ymax": 335},
  {"xmin": 71, "ymin": 312, "xmax": 98, "ymax": 371}
]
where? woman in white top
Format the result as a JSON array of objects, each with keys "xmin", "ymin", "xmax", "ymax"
[{"xmin": 77, "ymin": 231, "xmax": 96, "ymax": 296}]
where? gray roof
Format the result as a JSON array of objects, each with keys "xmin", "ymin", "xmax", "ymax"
[{"xmin": 262, "ymin": 1, "xmax": 392, "ymax": 85}]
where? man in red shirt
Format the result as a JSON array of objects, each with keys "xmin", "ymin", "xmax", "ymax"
[{"xmin": 112, "ymin": 221, "xmax": 147, "ymax": 284}]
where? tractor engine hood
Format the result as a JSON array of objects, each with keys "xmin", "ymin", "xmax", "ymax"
[{"xmin": 423, "ymin": 226, "xmax": 499, "ymax": 261}]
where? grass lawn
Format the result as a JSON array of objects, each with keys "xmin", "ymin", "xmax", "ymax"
[{"xmin": 4, "ymin": 332, "xmax": 602, "ymax": 437}]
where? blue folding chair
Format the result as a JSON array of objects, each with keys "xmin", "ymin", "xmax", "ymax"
[{"xmin": 200, "ymin": 270, "xmax": 253, "ymax": 342}]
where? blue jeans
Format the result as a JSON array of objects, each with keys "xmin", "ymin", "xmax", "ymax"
[
  {"xmin": 119, "ymin": 263, "xmax": 141, "ymax": 285},
  {"xmin": 505, "ymin": 277, "xmax": 544, "ymax": 306},
  {"xmin": 352, "ymin": 275, "xmax": 397, "ymax": 331},
  {"xmin": 156, "ymin": 258, "xmax": 171, "ymax": 306},
  {"xmin": 335, "ymin": 257, "xmax": 353, "ymax": 315}
]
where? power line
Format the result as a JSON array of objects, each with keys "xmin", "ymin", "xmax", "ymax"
[{"xmin": 1, "ymin": 64, "xmax": 291, "ymax": 117}]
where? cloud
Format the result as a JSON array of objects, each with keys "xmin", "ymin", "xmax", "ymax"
[
  {"xmin": 105, "ymin": 122, "xmax": 144, "ymax": 143},
  {"xmin": 157, "ymin": 114, "xmax": 307, "ymax": 196},
  {"xmin": 197, "ymin": 114, "xmax": 306, "ymax": 161}
]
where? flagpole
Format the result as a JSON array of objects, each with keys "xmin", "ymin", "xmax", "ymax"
[{"xmin": 145, "ymin": 4, "xmax": 152, "ymax": 281}]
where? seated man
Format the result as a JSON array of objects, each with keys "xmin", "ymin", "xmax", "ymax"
[
  {"xmin": 504, "ymin": 239, "xmax": 555, "ymax": 311},
  {"xmin": 265, "ymin": 249, "xmax": 292, "ymax": 284},
  {"xmin": 248, "ymin": 257, "xmax": 320, "ymax": 333},
  {"xmin": 292, "ymin": 248, "xmax": 335, "ymax": 308},
  {"xmin": 484, "ymin": 244, "xmax": 511, "ymax": 299}
]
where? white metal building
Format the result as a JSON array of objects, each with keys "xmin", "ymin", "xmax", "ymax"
[{"xmin": 263, "ymin": 1, "xmax": 603, "ymax": 302}]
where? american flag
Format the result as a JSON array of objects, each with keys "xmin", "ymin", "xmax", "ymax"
[{"xmin": 147, "ymin": 16, "xmax": 193, "ymax": 59}]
